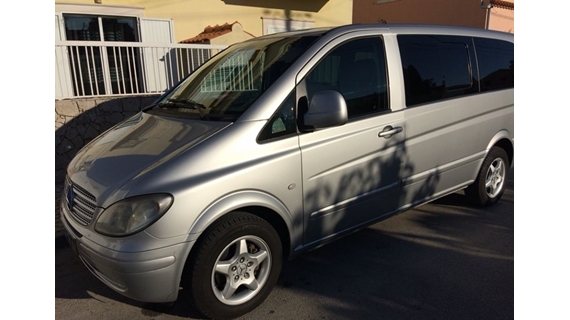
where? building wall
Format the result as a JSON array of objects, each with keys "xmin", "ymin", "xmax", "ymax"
[
  {"xmin": 352, "ymin": 0, "xmax": 488, "ymax": 29},
  {"xmin": 488, "ymin": 6, "xmax": 514, "ymax": 33},
  {"xmin": 56, "ymin": 0, "xmax": 353, "ymax": 42}
]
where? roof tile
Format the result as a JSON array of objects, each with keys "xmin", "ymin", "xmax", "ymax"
[
  {"xmin": 490, "ymin": 0, "xmax": 514, "ymax": 10},
  {"xmin": 180, "ymin": 21, "xmax": 254, "ymax": 44}
]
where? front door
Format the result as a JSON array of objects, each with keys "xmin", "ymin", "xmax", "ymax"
[{"xmin": 297, "ymin": 36, "xmax": 406, "ymax": 246}]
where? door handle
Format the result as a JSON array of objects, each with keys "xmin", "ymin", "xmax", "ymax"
[{"xmin": 378, "ymin": 126, "xmax": 403, "ymax": 139}]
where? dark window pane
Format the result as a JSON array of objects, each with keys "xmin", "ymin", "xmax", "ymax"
[
  {"xmin": 305, "ymin": 37, "xmax": 388, "ymax": 119},
  {"xmin": 64, "ymin": 15, "xmax": 101, "ymax": 41},
  {"xmin": 106, "ymin": 47, "xmax": 142, "ymax": 94},
  {"xmin": 474, "ymin": 38, "xmax": 514, "ymax": 92},
  {"xmin": 398, "ymin": 35, "xmax": 474, "ymax": 107},
  {"xmin": 68, "ymin": 46, "xmax": 106, "ymax": 96},
  {"xmin": 102, "ymin": 17, "xmax": 138, "ymax": 42},
  {"xmin": 399, "ymin": 36, "xmax": 443, "ymax": 106},
  {"xmin": 442, "ymin": 42, "xmax": 471, "ymax": 90}
]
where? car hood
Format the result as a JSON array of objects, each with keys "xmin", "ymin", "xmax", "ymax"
[{"xmin": 67, "ymin": 112, "xmax": 229, "ymax": 206}]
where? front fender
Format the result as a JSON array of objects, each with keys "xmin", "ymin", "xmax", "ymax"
[{"xmin": 187, "ymin": 190, "xmax": 298, "ymax": 251}]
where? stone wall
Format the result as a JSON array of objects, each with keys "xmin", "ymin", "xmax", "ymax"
[{"xmin": 55, "ymin": 95, "xmax": 160, "ymax": 184}]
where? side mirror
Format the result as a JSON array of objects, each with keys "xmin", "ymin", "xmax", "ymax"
[{"xmin": 303, "ymin": 90, "xmax": 348, "ymax": 130}]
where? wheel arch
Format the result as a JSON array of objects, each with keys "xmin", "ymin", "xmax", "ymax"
[
  {"xmin": 486, "ymin": 130, "xmax": 514, "ymax": 168},
  {"xmin": 178, "ymin": 191, "xmax": 295, "ymax": 296},
  {"xmin": 188, "ymin": 190, "xmax": 296, "ymax": 260}
]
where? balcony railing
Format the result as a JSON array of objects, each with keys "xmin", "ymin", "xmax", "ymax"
[{"xmin": 55, "ymin": 40, "xmax": 227, "ymax": 100}]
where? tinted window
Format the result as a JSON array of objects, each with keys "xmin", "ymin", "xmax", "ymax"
[
  {"xmin": 304, "ymin": 37, "xmax": 388, "ymax": 119},
  {"xmin": 398, "ymin": 35, "xmax": 476, "ymax": 107},
  {"xmin": 474, "ymin": 38, "xmax": 514, "ymax": 92}
]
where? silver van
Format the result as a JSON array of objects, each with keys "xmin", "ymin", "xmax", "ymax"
[{"xmin": 61, "ymin": 24, "xmax": 514, "ymax": 319}]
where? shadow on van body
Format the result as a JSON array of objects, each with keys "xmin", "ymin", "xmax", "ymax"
[{"xmin": 300, "ymin": 132, "xmax": 444, "ymax": 250}]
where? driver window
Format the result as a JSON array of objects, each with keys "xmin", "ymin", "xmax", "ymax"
[{"xmin": 304, "ymin": 37, "xmax": 388, "ymax": 119}]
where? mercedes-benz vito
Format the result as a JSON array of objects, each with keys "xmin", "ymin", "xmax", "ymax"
[{"xmin": 60, "ymin": 24, "xmax": 514, "ymax": 319}]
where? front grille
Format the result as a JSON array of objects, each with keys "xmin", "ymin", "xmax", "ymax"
[{"xmin": 65, "ymin": 177, "xmax": 97, "ymax": 226}]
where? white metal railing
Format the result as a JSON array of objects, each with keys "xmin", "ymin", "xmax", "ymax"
[{"xmin": 55, "ymin": 40, "xmax": 227, "ymax": 100}]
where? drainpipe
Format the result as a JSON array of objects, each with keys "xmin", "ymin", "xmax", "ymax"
[{"xmin": 480, "ymin": 0, "xmax": 492, "ymax": 30}]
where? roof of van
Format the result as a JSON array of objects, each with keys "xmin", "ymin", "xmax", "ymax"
[{"xmin": 256, "ymin": 23, "xmax": 513, "ymax": 42}]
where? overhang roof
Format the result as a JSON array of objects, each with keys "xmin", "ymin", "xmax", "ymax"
[{"xmin": 490, "ymin": 0, "xmax": 514, "ymax": 10}]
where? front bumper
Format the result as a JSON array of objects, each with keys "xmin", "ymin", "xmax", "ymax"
[{"xmin": 60, "ymin": 205, "xmax": 195, "ymax": 303}]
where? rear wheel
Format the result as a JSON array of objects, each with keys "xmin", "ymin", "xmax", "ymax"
[
  {"xmin": 184, "ymin": 212, "xmax": 282, "ymax": 320},
  {"xmin": 465, "ymin": 146, "xmax": 509, "ymax": 206}
]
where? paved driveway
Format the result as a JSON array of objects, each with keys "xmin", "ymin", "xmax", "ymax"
[{"xmin": 56, "ymin": 171, "xmax": 513, "ymax": 320}]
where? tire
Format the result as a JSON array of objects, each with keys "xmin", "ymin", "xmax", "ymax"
[
  {"xmin": 184, "ymin": 212, "xmax": 282, "ymax": 320},
  {"xmin": 465, "ymin": 146, "xmax": 509, "ymax": 206}
]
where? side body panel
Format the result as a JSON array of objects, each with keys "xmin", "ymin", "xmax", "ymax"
[
  {"xmin": 299, "ymin": 113, "xmax": 405, "ymax": 246},
  {"xmin": 393, "ymin": 33, "xmax": 514, "ymax": 207},
  {"xmin": 400, "ymin": 91, "xmax": 514, "ymax": 207}
]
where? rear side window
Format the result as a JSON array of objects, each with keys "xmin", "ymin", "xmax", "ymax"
[
  {"xmin": 398, "ymin": 35, "xmax": 476, "ymax": 107},
  {"xmin": 474, "ymin": 38, "xmax": 514, "ymax": 92}
]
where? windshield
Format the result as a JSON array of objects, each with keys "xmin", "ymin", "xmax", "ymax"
[{"xmin": 146, "ymin": 35, "xmax": 319, "ymax": 121}]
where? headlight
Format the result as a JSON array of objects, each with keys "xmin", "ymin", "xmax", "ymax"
[{"xmin": 95, "ymin": 194, "xmax": 173, "ymax": 237}]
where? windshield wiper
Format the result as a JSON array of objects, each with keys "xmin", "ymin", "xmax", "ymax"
[
  {"xmin": 157, "ymin": 98, "xmax": 209, "ymax": 120},
  {"xmin": 158, "ymin": 98, "xmax": 206, "ymax": 108}
]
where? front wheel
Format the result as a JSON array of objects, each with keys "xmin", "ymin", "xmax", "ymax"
[
  {"xmin": 184, "ymin": 212, "xmax": 282, "ymax": 319},
  {"xmin": 465, "ymin": 146, "xmax": 509, "ymax": 206}
]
